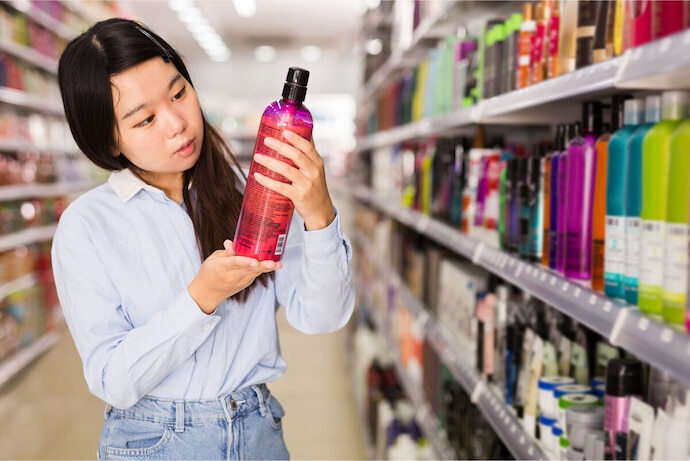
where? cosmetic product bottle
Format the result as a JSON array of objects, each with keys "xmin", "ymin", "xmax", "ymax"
[
  {"xmin": 624, "ymin": 96, "xmax": 660, "ymax": 305},
  {"xmin": 639, "ymin": 91, "xmax": 688, "ymax": 317},
  {"xmin": 613, "ymin": 0, "xmax": 626, "ymax": 56},
  {"xmin": 604, "ymin": 98, "xmax": 642, "ymax": 299},
  {"xmin": 575, "ymin": 0, "xmax": 597, "ymax": 69},
  {"xmin": 546, "ymin": 0, "xmax": 561, "ymax": 79},
  {"xmin": 517, "ymin": 3, "xmax": 536, "ymax": 89},
  {"xmin": 559, "ymin": 0, "xmax": 579, "ymax": 75},
  {"xmin": 662, "ymin": 118, "xmax": 690, "ymax": 328},
  {"xmin": 651, "ymin": 0, "xmax": 686, "ymax": 40},
  {"xmin": 604, "ymin": 358, "xmax": 643, "ymax": 460},
  {"xmin": 519, "ymin": 157, "xmax": 531, "ymax": 258},
  {"xmin": 565, "ymin": 102, "xmax": 602, "ymax": 281},
  {"xmin": 548, "ymin": 125, "xmax": 567, "ymax": 269},
  {"xmin": 592, "ymin": 0, "xmax": 612, "ymax": 63},
  {"xmin": 503, "ymin": 14, "xmax": 521, "ymax": 94},
  {"xmin": 530, "ymin": 144, "xmax": 548, "ymax": 261},
  {"xmin": 235, "ymin": 67, "xmax": 312, "ymax": 261},
  {"xmin": 544, "ymin": 126, "xmax": 565, "ymax": 266},
  {"xmin": 531, "ymin": 2, "xmax": 547, "ymax": 85},
  {"xmin": 557, "ymin": 123, "xmax": 580, "ymax": 274}
]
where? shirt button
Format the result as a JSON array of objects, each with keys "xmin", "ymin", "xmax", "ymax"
[{"xmin": 202, "ymin": 323, "xmax": 211, "ymax": 332}]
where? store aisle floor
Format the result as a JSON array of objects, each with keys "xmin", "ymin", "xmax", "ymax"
[{"xmin": 0, "ymin": 309, "xmax": 364, "ymax": 460}]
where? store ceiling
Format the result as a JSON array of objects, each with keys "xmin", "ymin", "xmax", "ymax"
[{"xmin": 119, "ymin": 0, "xmax": 365, "ymax": 115}]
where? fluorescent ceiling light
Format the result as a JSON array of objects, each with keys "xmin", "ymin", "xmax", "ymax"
[
  {"xmin": 366, "ymin": 0, "xmax": 381, "ymax": 9},
  {"xmin": 233, "ymin": 0, "xmax": 257, "ymax": 18},
  {"xmin": 168, "ymin": 0, "xmax": 193, "ymax": 12},
  {"xmin": 171, "ymin": 0, "xmax": 231, "ymax": 62},
  {"xmin": 254, "ymin": 46, "xmax": 276, "ymax": 63},
  {"xmin": 210, "ymin": 54, "xmax": 230, "ymax": 62},
  {"xmin": 366, "ymin": 39, "xmax": 382, "ymax": 55},
  {"xmin": 300, "ymin": 46, "xmax": 322, "ymax": 63}
]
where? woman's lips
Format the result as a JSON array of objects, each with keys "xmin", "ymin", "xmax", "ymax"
[{"xmin": 175, "ymin": 139, "xmax": 195, "ymax": 157}]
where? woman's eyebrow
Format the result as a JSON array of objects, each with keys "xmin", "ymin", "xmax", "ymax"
[{"xmin": 122, "ymin": 73, "xmax": 183, "ymax": 121}]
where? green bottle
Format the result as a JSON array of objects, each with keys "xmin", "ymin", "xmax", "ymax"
[
  {"xmin": 639, "ymin": 91, "xmax": 688, "ymax": 317},
  {"xmin": 662, "ymin": 119, "xmax": 690, "ymax": 327}
]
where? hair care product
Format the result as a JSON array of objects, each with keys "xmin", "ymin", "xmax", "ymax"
[
  {"xmin": 604, "ymin": 358, "xmax": 643, "ymax": 460},
  {"xmin": 575, "ymin": 0, "xmax": 597, "ymax": 68},
  {"xmin": 559, "ymin": 0, "xmax": 580, "ymax": 74},
  {"xmin": 566, "ymin": 405, "xmax": 604, "ymax": 451},
  {"xmin": 235, "ymin": 67, "xmax": 312, "ymax": 261},
  {"xmin": 517, "ymin": 3, "xmax": 536, "ymax": 89}
]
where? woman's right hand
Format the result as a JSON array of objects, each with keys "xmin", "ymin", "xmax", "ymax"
[{"xmin": 188, "ymin": 240, "xmax": 281, "ymax": 314}]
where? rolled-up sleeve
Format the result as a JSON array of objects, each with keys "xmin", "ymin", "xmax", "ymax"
[
  {"xmin": 275, "ymin": 207, "xmax": 355, "ymax": 334},
  {"xmin": 51, "ymin": 209, "xmax": 221, "ymax": 409}
]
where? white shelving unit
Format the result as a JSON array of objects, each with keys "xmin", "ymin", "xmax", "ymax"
[
  {"xmin": 0, "ymin": 224, "xmax": 58, "ymax": 253},
  {"xmin": 0, "ymin": 272, "xmax": 38, "ymax": 301},
  {"xmin": 355, "ymin": 29, "xmax": 690, "ymax": 153},
  {"xmin": 0, "ymin": 329, "xmax": 61, "ymax": 388},
  {"xmin": 0, "ymin": 39, "xmax": 58, "ymax": 75},
  {"xmin": 356, "ymin": 232, "xmax": 550, "ymax": 461},
  {"xmin": 0, "ymin": 139, "xmax": 79, "ymax": 156},
  {"xmin": 0, "ymin": 180, "xmax": 100, "ymax": 202},
  {"xmin": 0, "ymin": 87, "xmax": 64, "ymax": 116},
  {"xmin": 350, "ymin": 185, "xmax": 690, "ymax": 389},
  {"xmin": 7, "ymin": 0, "xmax": 75, "ymax": 41}
]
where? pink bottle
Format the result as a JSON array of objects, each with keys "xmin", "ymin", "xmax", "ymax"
[{"xmin": 234, "ymin": 68, "xmax": 313, "ymax": 261}]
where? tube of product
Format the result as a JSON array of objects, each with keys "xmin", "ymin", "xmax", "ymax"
[
  {"xmin": 517, "ymin": 3, "xmax": 536, "ymax": 89},
  {"xmin": 546, "ymin": 0, "xmax": 561, "ymax": 79},
  {"xmin": 592, "ymin": 0, "xmax": 612, "ymax": 63},
  {"xmin": 531, "ymin": 2, "xmax": 547, "ymax": 85},
  {"xmin": 604, "ymin": 358, "xmax": 643, "ymax": 460},
  {"xmin": 235, "ymin": 67, "xmax": 312, "ymax": 261},
  {"xmin": 559, "ymin": 0, "xmax": 579, "ymax": 75}
]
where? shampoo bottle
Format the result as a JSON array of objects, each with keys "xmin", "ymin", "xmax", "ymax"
[
  {"xmin": 604, "ymin": 98, "xmax": 642, "ymax": 299},
  {"xmin": 639, "ymin": 91, "xmax": 688, "ymax": 317},
  {"xmin": 234, "ymin": 67, "xmax": 313, "ymax": 261},
  {"xmin": 624, "ymin": 96, "xmax": 661, "ymax": 305}
]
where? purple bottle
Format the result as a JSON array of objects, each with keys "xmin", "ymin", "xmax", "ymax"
[
  {"xmin": 564, "ymin": 102, "xmax": 603, "ymax": 281},
  {"xmin": 556, "ymin": 123, "xmax": 581, "ymax": 274},
  {"xmin": 548, "ymin": 125, "xmax": 566, "ymax": 268}
]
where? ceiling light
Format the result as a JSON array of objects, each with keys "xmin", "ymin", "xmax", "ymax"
[
  {"xmin": 233, "ymin": 0, "xmax": 257, "ymax": 18},
  {"xmin": 187, "ymin": 23, "xmax": 214, "ymax": 35},
  {"xmin": 366, "ymin": 39, "xmax": 382, "ymax": 55},
  {"xmin": 168, "ymin": 0, "xmax": 193, "ymax": 12},
  {"xmin": 210, "ymin": 54, "xmax": 230, "ymax": 63},
  {"xmin": 254, "ymin": 46, "xmax": 276, "ymax": 63},
  {"xmin": 300, "ymin": 46, "xmax": 322, "ymax": 63},
  {"xmin": 172, "ymin": 0, "xmax": 231, "ymax": 63},
  {"xmin": 366, "ymin": 0, "xmax": 381, "ymax": 9}
]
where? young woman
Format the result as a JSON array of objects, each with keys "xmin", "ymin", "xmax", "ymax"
[{"xmin": 52, "ymin": 18, "xmax": 354, "ymax": 460}]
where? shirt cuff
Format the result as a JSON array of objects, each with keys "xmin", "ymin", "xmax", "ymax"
[
  {"xmin": 166, "ymin": 288, "xmax": 221, "ymax": 337},
  {"xmin": 303, "ymin": 207, "xmax": 343, "ymax": 256}
]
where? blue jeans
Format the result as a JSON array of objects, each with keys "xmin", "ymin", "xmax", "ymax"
[{"xmin": 98, "ymin": 384, "xmax": 290, "ymax": 460}]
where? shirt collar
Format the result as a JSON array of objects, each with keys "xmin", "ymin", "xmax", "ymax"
[{"xmin": 108, "ymin": 168, "xmax": 161, "ymax": 203}]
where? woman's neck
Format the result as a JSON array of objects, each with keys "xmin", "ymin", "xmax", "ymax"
[{"xmin": 136, "ymin": 169, "xmax": 184, "ymax": 204}]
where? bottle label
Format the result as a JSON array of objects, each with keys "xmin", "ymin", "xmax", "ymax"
[
  {"xmin": 234, "ymin": 120, "xmax": 312, "ymax": 260},
  {"xmin": 624, "ymin": 217, "xmax": 640, "ymax": 284},
  {"xmin": 662, "ymin": 223, "xmax": 689, "ymax": 307},
  {"xmin": 639, "ymin": 220, "xmax": 665, "ymax": 288},
  {"xmin": 604, "ymin": 216, "xmax": 626, "ymax": 286}
]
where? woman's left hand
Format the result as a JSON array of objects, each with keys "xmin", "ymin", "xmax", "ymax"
[{"xmin": 253, "ymin": 130, "xmax": 335, "ymax": 231}]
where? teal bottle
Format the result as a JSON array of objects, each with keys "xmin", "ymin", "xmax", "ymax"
[
  {"xmin": 604, "ymin": 99, "xmax": 643, "ymax": 298},
  {"xmin": 623, "ymin": 96, "xmax": 661, "ymax": 305}
]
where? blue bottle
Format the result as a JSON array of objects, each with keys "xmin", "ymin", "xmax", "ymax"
[
  {"xmin": 623, "ymin": 96, "xmax": 662, "ymax": 305},
  {"xmin": 604, "ymin": 99, "xmax": 644, "ymax": 298}
]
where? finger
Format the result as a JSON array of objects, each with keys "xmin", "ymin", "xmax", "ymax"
[
  {"xmin": 254, "ymin": 172, "xmax": 293, "ymax": 199},
  {"xmin": 223, "ymin": 239, "xmax": 235, "ymax": 256},
  {"xmin": 223, "ymin": 255, "xmax": 259, "ymax": 269},
  {"xmin": 253, "ymin": 154, "xmax": 301, "ymax": 185},
  {"xmin": 263, "ymin": 137, "xmax": 312, "ymax": 170},
  {"xmin": 282, "ymin": 130, "xmax": 321, "ymax": 164}
]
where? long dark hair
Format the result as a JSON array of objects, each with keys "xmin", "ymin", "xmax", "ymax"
[{"xmin": 58, "ymin": 18, "xmax": 270, "ymax": 302}]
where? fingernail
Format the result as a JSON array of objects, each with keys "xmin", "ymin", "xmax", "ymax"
[
  {"xmin": 264, "ymin": 137, "xmax": 274, "ymax": 145},
  {"xmin": 254, "ymin": 154, "xmax": 264, "ymax": 161}
]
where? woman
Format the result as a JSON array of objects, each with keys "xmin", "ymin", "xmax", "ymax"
[{"xmin": 52, "ymin": 18, "xmax": 354, "ymax": 460}]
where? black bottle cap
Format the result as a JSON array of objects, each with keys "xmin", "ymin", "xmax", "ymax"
[
  {"xmin": 568, "ymin": 122, "xmax": 582, "ymax": 141},
  {"xmin": 555, "ymin": 124, "xmax": 566, "ymax": 150},
  {"xmin": 605, "ymin": 358, "xmax": 644, "ymax": 397},
  {"xmin": 582, "ymin": 101, "xmax": 603, "ymax": 135},
  {"xmin": 282, "ymin": 67, "xmax": 310, "ymax": 103},
  {"xmin": 611, "ymin": 95, "xmax": 633, "ymax": 130}
]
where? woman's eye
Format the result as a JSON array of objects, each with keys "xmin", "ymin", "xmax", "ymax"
[
  {"xmin": 173, "ymin": 86, "xmax": 186, "ymax": 101},
  {"xmin": 135, "ymin": 115, "xmax": 155, "ymax": 128}
]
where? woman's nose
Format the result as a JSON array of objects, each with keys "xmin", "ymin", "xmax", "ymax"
[{"xmin": 165, "ymin": 108, "xmax": 187, "ymax": 138}]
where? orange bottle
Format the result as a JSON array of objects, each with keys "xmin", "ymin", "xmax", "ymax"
[{"xmin": 517, "ymin": 3, "xmax": 535, "ymax": 89}]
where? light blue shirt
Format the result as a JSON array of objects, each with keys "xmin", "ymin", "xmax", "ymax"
[{"xmin": 51, "ymin": 168, "xmax": 354, "ymax": 410}]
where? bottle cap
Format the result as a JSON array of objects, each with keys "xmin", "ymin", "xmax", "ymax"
[
  {"xmin": 611, "ymin": 95, "xmax": 633, "ymax": 129},
  {"xmin": 523, "ymin": 2, "xmax": 534, "ymax": 21},
  {"xmin": 555, "ymin": 124, "xmax": 566, "ymax": 150},
  {"xmin": 582, "ymin": 101, "xmax": 603, "ymax": 135},
  {"xmin": 553, "ymin": 425, "xmax": 564, "ymax": 437},
  {"xmin": 605, "ymin": 358, "xmax": 643, "ymax": 397},
  {"xmin": 565, "ymin": 405, "xmax": 604, "ymax": 425},
  {"xmin": 661, "ymin": 91, "xmax": 689, "ymax": 120},
  {"xmin": 540, "ymin": 414, "xmax": 557, "ymax": 426},
  {"xmin": 559, "ymin": 393, "xmax": 599, "ymax": 409},
  {"xmin": 282, "ymin": 67, "xmax": 309, "ymax": 103},
  {"xmin": 645, "ymin": 95, "xmax": 661, "ymax": 123},
  {"xmin": 539, "ymin": 376, "xmax": 577, "ymax": 391},
  {"xmin": 623, "ymin": 99, "xmax": 644, "ymax": 125},
  {"xmin": 554, "ymin": 384, "xmax": 591, "ymax": 398}
]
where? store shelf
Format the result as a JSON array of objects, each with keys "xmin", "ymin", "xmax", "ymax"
[
  {"xmin": 350, "ymin": 184, "xmax": 690, "ymax": 388},
  {"xmin": 0, "ymin": 224, "xmax": 58, "ymax": 253},
  {"xmin": 0, "ymin": 39, "xmax": 58, "ymax": 75},
  {"xmin": 0, "ymin": 180, "xmax": 100, "ymax": 202},
  {"xmin": 350, "ymin": 365, "xmax": 377, "ymax": 460},
  {"xmin": 0, "ymin": 139, "xmax": 79, "ymax": 156},
  {"xmin": 355, "ymin": 232, "xmax": 550, "ymax": 461},
  {"xmin": 0, "ymin": 87, "xmax": 64, "ymax": 115},
  {"xmin": 361, "ymin": 286, "xmax": 456, "ymax": 460},
  {"xmin": 355, "ymin": 30, "xmax": 690, "ymax": 152},
  {"xmin": 7, "ymin": 0, "xmax": 75, "ymax": 41},
  {"xmin": 0, "ymin": 329, "xmax": 61, "ymax": 388},
  {"xmin": 358, "ymin": 1, "xmax": 457, "ymax": 105},
  {"xmin": 0, "ymin": 272, "xmax": 38, "ymax": 300}
]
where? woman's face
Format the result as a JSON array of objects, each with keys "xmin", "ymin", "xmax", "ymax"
[{"xmin": 110, "ymin": 57, "xmax": 204, "ymax": 180}]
